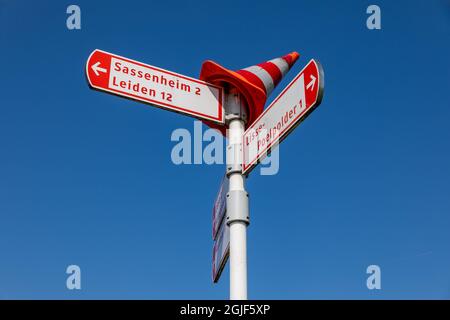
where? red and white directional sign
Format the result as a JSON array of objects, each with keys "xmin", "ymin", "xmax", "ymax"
[
  {"xmin": 242, "ymin": 59, "xmax": 324, "ymax": 174},
  {"xmin": 212, "ymin": 220, "xmax": 230, "ymax": 283},
  {"xmin": 86, "ymin": 49, "xmax": 225, "ymax": 124},
  {"xmin": 212, "ymin": 175, "xmax": 228, "ymax": 240}
]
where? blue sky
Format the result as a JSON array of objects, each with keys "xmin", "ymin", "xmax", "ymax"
[{"xmin": 1, "ymin": 0, "xmax": 450, "ymax": 299}]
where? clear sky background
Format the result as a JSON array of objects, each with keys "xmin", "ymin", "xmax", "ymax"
[{"xmin": 1, "ymin": 0, "xmax": 450, "ymax": 299}]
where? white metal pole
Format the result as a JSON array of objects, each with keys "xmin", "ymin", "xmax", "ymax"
[
  {"xmin": 228, "ymin": 119, "xmax": 247, "ymax": 300},
  {"xmin": 225, "ymin": 89, "xmax": 249, "ymax": 300}
]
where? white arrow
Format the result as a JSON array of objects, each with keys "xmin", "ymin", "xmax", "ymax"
[
  {"xmin": 306, "ymin": 75, "xmax": 316, "ymax": 91},
  {"xmin": 91, "ymin": 62, "xmax": 107, "ymax": 76}
]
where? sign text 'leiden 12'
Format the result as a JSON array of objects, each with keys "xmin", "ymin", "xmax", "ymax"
[{"xmin": 86, "ymin": 49, "xmax": 224, "ymax": 124}]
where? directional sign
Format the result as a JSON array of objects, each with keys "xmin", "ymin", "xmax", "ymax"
[
  {"xmin": 242, "ymin": 59, "xmax": 324, "ymax": 174},
  {"xmin": 86, "ymin": 49, "xmax": 225, "ymax": 124},
  {"xmin": 212, "ymin": 175, "xmax": 228, "ymax": 240},
  {"xmin": 212, "ymin": 220, "xmax": 230, "ymax": 283}
]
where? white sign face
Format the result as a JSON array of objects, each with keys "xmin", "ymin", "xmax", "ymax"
[
  {"xmin": 212, "ymin": 220, "xmax": 230, "ymax": 283},
  {"xmin": 242, "ymin": 59, "xmax": 324, "ymax": 174},
  {"xmin": 212, "ymin": 175, "xmax": 228, "ymax": 240},
  {"xmin": 86, "ymin": 49, "xmax": 225, "ymax": 124}
]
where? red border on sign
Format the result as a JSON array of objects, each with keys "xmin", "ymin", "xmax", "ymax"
[
  {"xmin": 86, "ymin": 49, "xmax": 224, "ymax": 124},
  {"xmin": 242, "ymin": 59, "xmax": 323, "ymax": 174}
]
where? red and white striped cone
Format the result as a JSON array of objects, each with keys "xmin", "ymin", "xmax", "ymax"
[{"xmin": 199, "ymin": 52, "xmax": 300, "ymax": 135}]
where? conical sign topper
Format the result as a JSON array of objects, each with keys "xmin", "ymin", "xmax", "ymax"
[{"xmin": 200, "ymin": 52, "xmax": 300, "ymax": 135}]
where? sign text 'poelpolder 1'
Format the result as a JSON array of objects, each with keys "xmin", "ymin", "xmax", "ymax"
[
  {"xmin": 86, "ymin": 49, "xmax": 224, "ymax": 124},
  {"xmin": 242, "ymin": 59, "xmax": 324, "ymax": 174}
]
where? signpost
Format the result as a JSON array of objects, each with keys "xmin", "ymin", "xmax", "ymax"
[
  {"xmin": 86, "ymin": 49, "xmax": 224, "ymax": 124},
  {"xmin": 242, "ymin": 59, "xmax": 324, "ymax": 174},
  {"xmin": 86, "ymin": 50, "xmax": 325, "ymax": 300}
]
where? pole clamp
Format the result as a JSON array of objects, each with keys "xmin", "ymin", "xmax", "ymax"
[
  {"xmin": 224, "ymin": 88, "xmax": 248, "ymax": 125},
  {"xmin": 226, "ymin": 190, "xmax": 250, "ymax": 225},
  {"xmin": 226, "ymin": 143, "xmax": 242, "ymax": 176}
]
